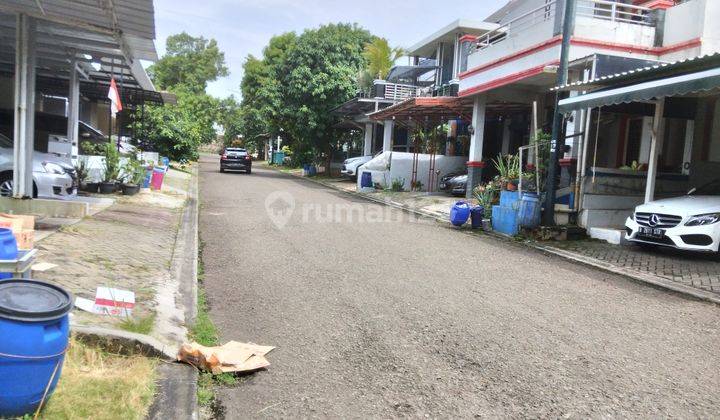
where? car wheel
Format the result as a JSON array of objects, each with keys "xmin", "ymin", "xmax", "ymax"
[
  {"xmin": 220, "ymin": 167, "xmax": 225, "ymax": 173},
  {"xmin": 246, "ymin": 168, "xmax": 252, "ymax": 174},
  {"xmin": 0, "ymin": 174, "xmax": 38, "ymax": 198},
  {"xmin": 0, "ymin": 173, "xmax": 12, "ymax": 197}
]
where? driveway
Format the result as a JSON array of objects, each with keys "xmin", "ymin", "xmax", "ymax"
[{"xmin": 199, "ymin": 155, "xmax": 720, "ymax": 418}]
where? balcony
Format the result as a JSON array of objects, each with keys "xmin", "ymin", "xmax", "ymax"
[
  {"xmin": 368, "ymin": 80, "xmax": 460, "ymax": 102},
  {"xmin": 463, "ymin": 0, "xmax": 658, "ymax": 77}
]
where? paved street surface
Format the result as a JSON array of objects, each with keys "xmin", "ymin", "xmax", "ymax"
[{"xmin": 199, "ymin": 155, "xmax": 720, "ymax": 418}]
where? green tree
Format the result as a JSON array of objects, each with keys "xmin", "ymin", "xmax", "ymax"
[{"xmin": 149, "ymin": 32, "xmax": 229, "ymax": 94}]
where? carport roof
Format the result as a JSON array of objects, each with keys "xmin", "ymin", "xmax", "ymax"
[{"xmin": 0, "ymin": 0, "xmax": 159, "ymax": 92}]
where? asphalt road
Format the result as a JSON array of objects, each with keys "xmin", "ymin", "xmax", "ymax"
[{"xmin": 199, "ymin": 155, "xmax": 720, "ymax": 418}]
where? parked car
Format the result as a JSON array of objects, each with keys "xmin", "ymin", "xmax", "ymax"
[
  {"xmin": 625, "ymin": 177, "xmax": 720, "ymax": 252},
  {"xmin": 439, "ymin": 172, "xmax": 468, "ymax": 196},
  {"xmin": 220, "ymin": 147, "xmax": 252, "ymax": 174},
  {"xmin": 0, "ymin": 133, "xmax": 77, "ymax": 198},
  {"xmin": 341, "ymin": 155, "xmax": 374, "ymax": 179}
]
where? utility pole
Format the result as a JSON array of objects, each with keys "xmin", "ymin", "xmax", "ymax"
[{"xmin": 542, "ymin": 0, "xmax": 576, "ymax": 226}]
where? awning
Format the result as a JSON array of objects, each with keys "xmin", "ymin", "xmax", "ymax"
[
  {"xmin": 368, "ymin": 96, "xmax": 474, "ymax": 124},
  {"xmin": 558, "ymin": 67, "xmax": 720, "ymax": 113}
]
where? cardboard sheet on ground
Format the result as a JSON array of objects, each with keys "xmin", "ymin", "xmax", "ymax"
[{"xmin": 178, "ymin": 341, "xmax": 275, "ymax": 374}]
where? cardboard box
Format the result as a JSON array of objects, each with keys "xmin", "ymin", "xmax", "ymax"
[
  {"xmin": 14, "ymin": 229, "xmax": 34, "ymax": 250},
  {"xmin": 0, "ymin": 213, "xmax": 34, "ymax": 230}
]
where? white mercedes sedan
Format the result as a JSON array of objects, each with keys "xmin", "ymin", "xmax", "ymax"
[{"xmin": 625, "ymin": 178, "xmax": 720, "ymax": 253}]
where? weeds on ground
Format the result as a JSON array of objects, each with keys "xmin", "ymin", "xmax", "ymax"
[
  {"xmin": 39, "ymin": 337, "xmax": 156, "ymax": 420},
  {"xmin": 118, "ymin": 314, "xmax": 156, "ymax": 335},
  {"xmin": 192, "ymin": 238, "xmax": 238, "ymax": 410}
]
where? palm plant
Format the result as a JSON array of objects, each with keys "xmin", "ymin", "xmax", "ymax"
[{"xmin": 361, "ymin": 38, "xmax": 405, "ymax": 82}]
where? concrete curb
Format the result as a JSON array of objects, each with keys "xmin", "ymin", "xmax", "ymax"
[
  {"xmin": 71, "ymin": 324, "xmax": 179, "ymax": 360},
  {"xmin": 272, "ymin": 166, "xmax": 720, "ymax": 306},
  {"xmin": 149, "ymin": 164, "xmax": 200, "ymax": 420}
]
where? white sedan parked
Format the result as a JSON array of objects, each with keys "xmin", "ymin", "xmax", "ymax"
[
  {"xmin": 625, "ymin": 178, "xmax": 720, "ymax": 252},
  {"xmin": 0, "ymin": 133, "xmax": 76, "ymax": 198},
  {"xmin": 340, "ymin": 155, "xmax": 373, "ymax": 179}
]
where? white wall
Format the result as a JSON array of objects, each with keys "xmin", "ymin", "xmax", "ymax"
[{"xmin": 574, "ymin": 16, "xmax": 655, "ymax": 47}]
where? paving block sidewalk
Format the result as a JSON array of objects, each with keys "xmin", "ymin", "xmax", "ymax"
[
  {"xmin": 34, "ymin": 166, "xmax": 195, "ymax": 346},
  {"xmin": 536, "ymin": 239, "xmax": 720, "ymax": 300}
]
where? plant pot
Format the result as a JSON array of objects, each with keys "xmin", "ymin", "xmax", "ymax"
[
  {"xmin": 506, "ymin": 182, "xmax": 518, "ymax": 191},
  {"xmin": 482, "ymin": 218, "xmax": 492, "ymax": 231},
  {"xmin": 99, "ymin": 182, "xmax": 117, "ymax": 194},
  {"xmin": 81, "ymin": 182, "xmax": 99, "ymax": 193},
  {"xmin": 121, "ymin": 184, "xmax": 140, "ymax": 196}
]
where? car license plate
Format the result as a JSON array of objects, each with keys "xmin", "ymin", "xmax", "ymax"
[{"xmin": 639, "ymin": 226, "xmax": 664, "ymax": 237}]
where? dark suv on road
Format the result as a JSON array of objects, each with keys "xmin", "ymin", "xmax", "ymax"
[{"xmin": 220, "ymin": 148, "xmax": 252, "ymax": 174}]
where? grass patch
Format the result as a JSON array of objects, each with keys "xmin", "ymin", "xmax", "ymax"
[
  {"xmin": 189, "ymin": 288, "xmax": 219, "ymax": 346},
  {"xmin": 118, "ymin": 314, "xmax": 156, "ymax": 335},
  {"xmin": 39, "ymin": 337, "xmax": 156, "ymax": 420}
]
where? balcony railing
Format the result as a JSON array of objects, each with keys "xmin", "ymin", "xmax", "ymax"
[
  {"xmin": 475, "ymin": 0, "xmax": 653, "ymax": 52},
  {"xmin": 368, "ymin": 80, "xmax": 460, "ymax": 101}
]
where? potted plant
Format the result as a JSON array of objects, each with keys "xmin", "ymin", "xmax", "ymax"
[
  {"xmin": 492, "ymin": 154, "xmax": 520, "ymax": 191},
  {"xmin": 120, "ymin": 159, "xmax": 144, "ymax": 196},
  {"xmin": 473, "ymin": 183, "xmax": 497, "ymax": 231},
  {"xmin": 100, "ymin": 142, "xmax": 120, "ymax": 194}
]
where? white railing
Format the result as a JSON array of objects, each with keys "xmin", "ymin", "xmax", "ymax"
[
  {"xmin": 476, "ymin": 1, "xmax": 558, "ymax": 51},
  {"xmin": 475, "ymin": 0, "xmax": 653, "ymax": 52},
  {"xmin": 373, "ymin": 81, "xmax": 421, "ymax": 101},
  {"xmin": 576, "ymin": 0, "xmax": 653, "ymax": 26}
]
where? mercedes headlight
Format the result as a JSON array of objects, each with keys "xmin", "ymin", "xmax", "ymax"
[
  {"xmin": 685, "ymin": 213, "xmax": 720, "ymax": 226},
  {"xmin": 42, "ymin": 162, "xmax": 65, "ymax": 175}
]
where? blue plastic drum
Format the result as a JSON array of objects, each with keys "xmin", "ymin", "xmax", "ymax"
[
  {"xmin": 450, "ymin": 201, "xmax": 471, "ymax": 226},
  {"xmin": 0, "ymin": 279, "xmax": 73, "ymax": 417},
  {"xmin": 518, "ymin": 192, "xmax": 541, "ymax": 228}
]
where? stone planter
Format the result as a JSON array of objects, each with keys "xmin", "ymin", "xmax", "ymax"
[
  {"xmin": 81, "ymin": 182, "xmax": 99, "ymax": 193},
  {"xmin": 99, "ymin": 182, "xmax": 116, "ymax": 194},
  {"xmin": 121, "ymin": 184, "xmax": 140, "ymax": 196},
  {"xmin": 482, "ymin": 218, "xmax": 492, "ymax": 231}
]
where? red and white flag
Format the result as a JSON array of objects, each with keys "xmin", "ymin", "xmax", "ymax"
[{"xmin": 108, "ymin": 77, "xmax": 123, "ymax": 117}]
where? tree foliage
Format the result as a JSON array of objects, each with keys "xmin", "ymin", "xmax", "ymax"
[
  {"xmin": 140, "ymin": 33, "xmax": 235, "ymax": 161},
  {"xmin": 362, "ymin": 38, "xmax": 405, "ymax": 80},
  {"xmin": 149, "ymin": 32, "xmax": 229, "ymax": 93},
  {"xmin": 239, "ymin": 23, "xmax": 373, "ymax": 164}
]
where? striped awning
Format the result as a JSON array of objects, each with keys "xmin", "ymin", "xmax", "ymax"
[{"xmin": 558, "ymin": 67, "xmax": 720, "ymax": 112}]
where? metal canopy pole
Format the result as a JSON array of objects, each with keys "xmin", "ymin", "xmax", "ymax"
[
  {"xmin": 542, "ymin": 0, "xmax": 576, "ymax": 225},
  {"xmin": 67, "ymin": 56, "xmax": 80, "ymax": 159},
  {"xmin": 13, "ymin": 13, "xmax": 36, "ymax": 199},
  {"xmin": 645, "ymin": 98, "xmax": 665, "ymax": 204}
]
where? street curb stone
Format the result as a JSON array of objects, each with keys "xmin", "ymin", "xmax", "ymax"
[
  {"xmin": 149, "ymin": 164, "xmax": 200, "ymax": 420},
  {"xmin": 271, "ymin": 165, "xmax": 719, "ymax": 306}
]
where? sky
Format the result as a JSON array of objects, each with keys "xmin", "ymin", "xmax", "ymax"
[{"xmin": 153, "ymin": 0, "xmax": 506, "ymax": 98}]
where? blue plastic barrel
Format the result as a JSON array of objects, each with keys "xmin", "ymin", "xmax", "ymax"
[
  {"xmin": 450, "ymin": 201, "xmax": 471, "ymax": 226},
  {"xmin": 360, "ymin": 171, "xmax": 372, "ymax": 188},
  {"xmin": 470, "ymin": 206, "xmax": 484, "ymax": 229},
  {"xmin": 518, "ymin": 192, "xmax": 541, "ymax": 228},
  {"xmin": 0, "ymin": 228, "xmax": 18, "ymax": 280},
  {"xmin": 0, "ymin": 279, "xmax": 73, "ymax": 417}
]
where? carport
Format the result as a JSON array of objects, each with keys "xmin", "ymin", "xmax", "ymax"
[
  {"xmin": 556, "ymin": 53, "xmax": 720, "ymax": 212},
  {"xmin": 0, "ymin": 0, "xmax": 159, "ymax": 198}
]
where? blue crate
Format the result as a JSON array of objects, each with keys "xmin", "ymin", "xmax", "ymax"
[{"xmin": 492, "ymin": 205, "xmax": 519, "ymax": 236}]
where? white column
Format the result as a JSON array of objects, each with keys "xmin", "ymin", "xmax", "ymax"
[
  {"xmin": 681, "ymin": 120, "xmax": 694, "ymax": 175},
  {"xmin": 382, "ymin": 120, "xmax": 394, "ymax": 152},
  {"xmin": 363, "ymin": 123, "xmax": 373, "ymax": 156},
  {"xmin": 469, "ymin": 95, "xmax": 487, "ymax": 162},
  {"xmin": 501, "ymin": 118, "xmax": 511, "ymax": 155},
  {"xmin": 67, "ymin": 58, "xmax": 80, "ymax": 158},
  {"xmin": 645, "ymin": 98, "xmax": 665, "ymax": 204},
  {"xmin": 13, "ymin": 14, "xmax": 36, "ymax": 198}
]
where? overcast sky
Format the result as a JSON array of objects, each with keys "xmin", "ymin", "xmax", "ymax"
[{"xmin": 153, "ymin": 0, "xmax": 506, "ymax": 98}]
